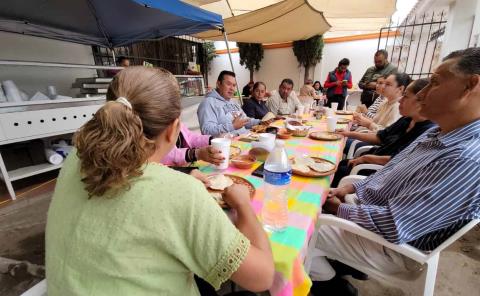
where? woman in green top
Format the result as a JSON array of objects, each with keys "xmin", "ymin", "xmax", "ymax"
[{"xmin": 45, "ymin": 66, "xmax": 274, "ymax": 295}]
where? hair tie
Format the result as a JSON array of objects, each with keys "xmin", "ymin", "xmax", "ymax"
[{"xmin": 116, "ymin": 97, "xmax": 132, "ymax": 110}]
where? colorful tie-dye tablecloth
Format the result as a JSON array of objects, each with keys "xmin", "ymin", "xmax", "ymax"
[{"xmin": 199, "ymin": 116, "xmax": 349, "ymax": 296}]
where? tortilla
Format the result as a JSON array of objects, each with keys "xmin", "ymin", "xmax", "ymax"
[
  {"xmin": 261, "ymin": 112, "xmax": 276, "ymax": 122},
  {"xmin": 308, "ymin": 161, "xmax": 335, "ymax": 173},
  {"xmin": 292, "ymin": 162, "xmax": 310, "ymax": 173},
  {"xmin": 208, "ymin": 174, "xmax": 234, "ymax": 190}
]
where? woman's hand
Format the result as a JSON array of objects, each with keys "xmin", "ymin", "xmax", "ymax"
[
  {"xmin": 189, "ymin": 169, "xmax": 211, "ymax": 187},
  {"xmin": 197, "ymin": 146, "xmax": 225, "ymax": 165},
  {"xmin": 353, "ymin": 113, "xmax": 372, "ymax": 128},
  {"xmin": 223, "ymin": 184, "xmax": 251, "ymax": 210},
  {"xmin": 357, "ymin": 105, "xmax": 368, "ymax": 114},
  {"xmin": 336, "ymin": 129, "xmax": 351, "ymax": 137},
  {"xmin": 348, "ymin": 156, "xmax": 366, "ymax": 167}
]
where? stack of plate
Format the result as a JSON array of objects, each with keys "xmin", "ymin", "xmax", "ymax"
[{"xmin": 72, "ymin": 77, "xmax": 112, "ymax": 96}]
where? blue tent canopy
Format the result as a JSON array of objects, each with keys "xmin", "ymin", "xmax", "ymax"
[{"xmin": 0, "ymin": 0, "xmax": 223, "ymax": 48}]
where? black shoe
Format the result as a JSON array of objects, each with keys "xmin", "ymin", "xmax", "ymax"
[
  {"xmin": 329, "ymin": 259, "xmax": 369, "ymax": 281},
  {"xmin": 310, "ymin": 276, "xmax": 358, "ymax": 296}
]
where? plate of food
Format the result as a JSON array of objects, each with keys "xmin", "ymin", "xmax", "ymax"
[
  {"xmin": 309, "ymin": 131, "xmax": 342, "ymax": 141},
  {"xmin": 230, "ymin": 145, "xmax": 241, "ymax": 158},
  {"xmin": 207, "ymin": 174, "xmax": 256, "ymax": 208},
  {"xmin": 276, "ymin": 128, "xmax": 292, "ymax": 139},
  {"xmin": 337, "ymin": 118, "xmax": 351, "ymax": 124},
  {"xmin": 291, "ymin": 156, "xmax": 336, "ymax": 177},
  {"xmin": 252, "ymin": 124, "xmax": 268, "ymax": 133},
  {"xmin": 336, "ymin": 110, "xmax": 354, "ymax": 115},
  {"xmin": 239, "ymin": 133, "xmax": 260, "ymax": 142},
  {"xmin": 285, "ymin": 119, "xmax": 311, "ymax": 137}
]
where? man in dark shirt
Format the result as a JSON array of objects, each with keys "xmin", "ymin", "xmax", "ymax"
[{"xmin": 358, "ymin": 50, "xmax": 397, "ymax": 108}]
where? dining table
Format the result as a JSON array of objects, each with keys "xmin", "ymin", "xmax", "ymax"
[{"xmin": 198, "ymin": 113, "xmax": 352, "ymax": 296}]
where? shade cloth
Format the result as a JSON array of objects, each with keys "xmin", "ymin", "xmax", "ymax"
[
  {"xmin": 191, "ymin": 0, "xmax": 396, "ymax": 41},
  {"xmin": 194, "ymin": 0, "xmax": 331, "ymax": 43}
]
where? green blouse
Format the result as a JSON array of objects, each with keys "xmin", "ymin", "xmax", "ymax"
[{"xmin": 46, "ymin": 153, "xmax": 250, "ymax": 295}]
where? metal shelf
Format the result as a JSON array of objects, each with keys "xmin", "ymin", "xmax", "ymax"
[
  {"xmin": 8, "ymin": 163, "xmax": 63, "ymax": 181},
  {"xmin": 0, "ymin": 60, "xmax": 123, "ymax": 70}
]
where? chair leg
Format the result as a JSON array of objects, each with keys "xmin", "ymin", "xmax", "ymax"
[{"xmin": 416, "ymin": 254, "xmax": 439, "ymax": 296}]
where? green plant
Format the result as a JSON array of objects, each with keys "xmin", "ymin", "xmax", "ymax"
[
  {"xmin": 238, "ymin": 43, "xmax": 264, "ymax": 81},
  {"xmin": 203, "ymin": 41, "xmax": 218, "ymax": 74},
  {"xmin": 292, "ymin": 35, "xmax": 324, "ymax": 83}
]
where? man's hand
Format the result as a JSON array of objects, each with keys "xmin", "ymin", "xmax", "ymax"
[
  {"xmin": 197, "ymin": 146, "xmax": 224, "ymax": 165},
  {"xmin": 327, "ymin": 184, "xmax": 355, "ymax": 202},
  {"xmin": 336, "ymin": 80, "xmax": 343, "ymax": 86},
  {"xmin": 261, "ymin": 118, "xmax": 275, "ymax": 126},
  {"xmin": 367, "ymin": 81, "xmax": 377, "ymax": 89},
  {"xmin": 223, "ymin": 184, "xmax": 251, "ymax": 210},
  {"xmin": 233, "ymin": 115, "xmax": 249, "ymax": 129},
  {"xmin": 190, "ymin": 169, "xmax": 211, "ymax": 187},
  {"xmin": 323, "ymin": 196, "xmax": 342, "ymax": 215}
]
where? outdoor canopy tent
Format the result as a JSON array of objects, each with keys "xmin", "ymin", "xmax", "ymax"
[
  {"xmin": 194, "ymin": 0, "xmax": 331, "ymax": 43},
  {"xmin": 0, "ymin": 0, "xmax": 223, "ymax": 48},
  {"xmin": 0, "ymin": 0, "xmax": 245, "ymax": 99},
  {"xmin": 188, "ymin": 0, "xmax": 396, "ymax": 40}
]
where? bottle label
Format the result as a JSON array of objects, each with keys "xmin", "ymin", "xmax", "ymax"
[{"xmin": 264, "ymin": 169, "xmax": 292, "ymax": 186}]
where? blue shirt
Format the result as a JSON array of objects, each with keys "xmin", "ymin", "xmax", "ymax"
[
  {"xmin": 242, "ymin": 97, "xmax": 269, "ymax": 120},
  {"xmin": 338, "ymin": 120, "xmax": 480, "ymax": 251}
]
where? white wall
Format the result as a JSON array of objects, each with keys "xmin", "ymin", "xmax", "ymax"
[
  {"xmin": 208, "ymin": 38, "xmax": 388, "ymax": 92},
  {"xmin": 441, "ymin": 0, "xmax": 479, "ymax": 57},
  {"xmin": 0, "ymin": 32, "xmax": 96, "ymax": 98}
]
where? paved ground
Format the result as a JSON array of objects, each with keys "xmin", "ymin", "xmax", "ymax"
[{"xmin": 0, "ymin": 187, "xmax": 478, "ymax": 296}]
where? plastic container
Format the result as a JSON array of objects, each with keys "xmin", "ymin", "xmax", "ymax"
[{"xmin": 262, "ymin": 140, "xmax": 291, "ymax": 232}]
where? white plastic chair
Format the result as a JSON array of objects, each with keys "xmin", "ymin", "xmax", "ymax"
[
  {"xmin": 350, "ymin": 163, "xmax": 384, "ymax": 175},
  {"xmin": 309, "ymin": 215, "xmax": 479, "ymax": 296},
  {"xmin": 305, "ymin": 173, "xmax": 479, "ymax": 296},
  {"xmin": 345, "ymin": 139, "xmax": 376, "ymax": 159},
  {"xmin": 20, "ymin": 279, "xmax": 46, "ymax": 296},
  {"xmin": 343, "ymin": 94, "xmax": 349, "ymax": 111}
]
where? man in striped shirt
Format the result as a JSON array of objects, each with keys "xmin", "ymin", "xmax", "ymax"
[{"xmin": 309, "ymin": 47, "xmax": 480, "ymax": 295}]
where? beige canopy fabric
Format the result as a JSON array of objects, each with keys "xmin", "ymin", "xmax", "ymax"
[
  {"xmin": 194, "ymin": 0, "xmax": 331, "ymax": 43},
  {"xmin": 188, "ymin": 0, "xmax": 396, "ymax": 40}
]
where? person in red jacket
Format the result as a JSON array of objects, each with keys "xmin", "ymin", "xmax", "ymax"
[{"xmin": 324, "ymin": 58, "xmax": 353, "ymax": 110}]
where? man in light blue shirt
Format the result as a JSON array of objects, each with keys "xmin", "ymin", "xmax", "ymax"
[
  {"xmin": 197, "ymin": 71, "xmax": 261, "ymax": 136},
  {"xmin": 310, "ymin": 47, "xmax": 480, "ymax": 295}
]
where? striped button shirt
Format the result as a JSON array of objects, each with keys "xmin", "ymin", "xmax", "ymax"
[
  {"xmin": 365, "ymin": 96, "xmax": 385, "ymax": 119},
  {"xmin": 338, "ymin": 120, "xmax": 480, "ymax": 251}
]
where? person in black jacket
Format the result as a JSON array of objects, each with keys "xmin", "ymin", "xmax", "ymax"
[{"xmin": 242, "ymin": 82, "xmax": 270, "ymax": 119}]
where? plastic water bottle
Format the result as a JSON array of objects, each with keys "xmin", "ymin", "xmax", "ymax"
[{"xmin": 262, "ymin": 140, "xmax": 291, "ymax": 232}]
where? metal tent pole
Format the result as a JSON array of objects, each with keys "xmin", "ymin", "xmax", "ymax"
[{"xmin": 222, "ymin": 29, "xmax": 243, "ymax": 104}]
